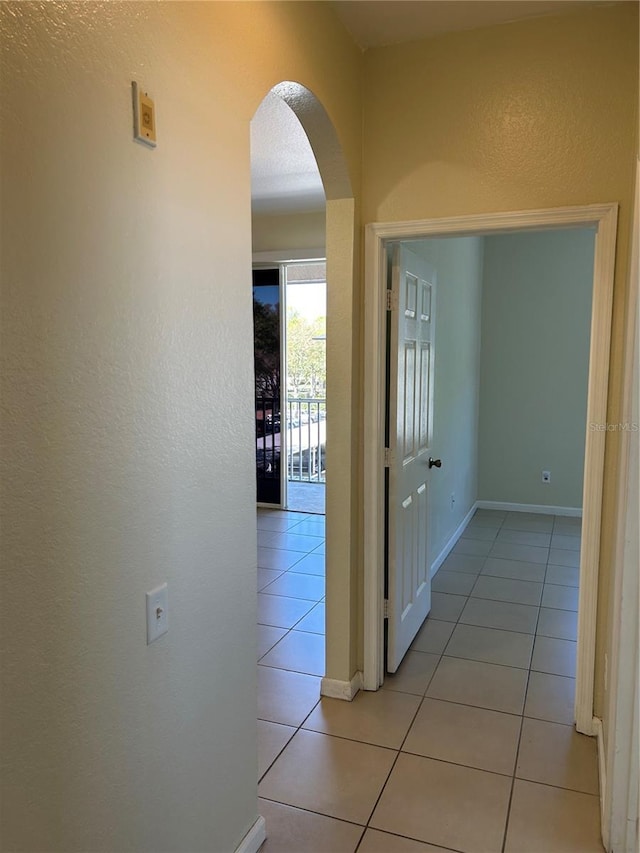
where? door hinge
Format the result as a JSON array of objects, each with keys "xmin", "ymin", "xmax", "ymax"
[
  {"xmin": 383, "ymin": 599, "xmax": 389, "ymax": 619},
  {"xmin": 386, "ymin": 289, "xmax": 398, "ymax": 312},
  {"xmin": 384, "ymin": 447, "xmax": 392, "ymax": 467}
]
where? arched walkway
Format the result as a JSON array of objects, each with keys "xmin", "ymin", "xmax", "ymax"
[{"xmin": 252, "ymin": 81, "xmax": 360, "ymax": 694}]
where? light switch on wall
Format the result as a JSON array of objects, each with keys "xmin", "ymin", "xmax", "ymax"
[
  {"xmin": 146, "ymin": 583, "xmax": 168, "ymax": 644},
  {"xmin": 132, "ymin": 81, "xmax": 157, "ymax": 148}
]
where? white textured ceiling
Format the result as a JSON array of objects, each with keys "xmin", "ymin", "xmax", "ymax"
[
  {"xmin": 250, "ymin": 92, "xmax": 325, "ymax": 215},
  {"xmin": 330, "ymin": 0, "xmax": 619, "ymax": 49}
]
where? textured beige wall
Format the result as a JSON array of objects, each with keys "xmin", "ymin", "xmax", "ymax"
[
  {"xmin": 0, "ymin": 2, "xmax": 361, "ymax": 850},
  {"xmin": 363, "ymin": 1, "xmax": 638, "ymax": 720},
  {"xmin": 252, "ymin": 210, "xmax": 326, "ymax": 254}
]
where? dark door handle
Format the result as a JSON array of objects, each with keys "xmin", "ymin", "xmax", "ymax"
[{"xmin": 428, "ymin": 457, "xmax": 442, "ymax": 469}]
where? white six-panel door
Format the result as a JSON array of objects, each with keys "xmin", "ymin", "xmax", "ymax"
[{"xmin": 386, "ymin": 245, "xmax": 437, "ymax": 673}]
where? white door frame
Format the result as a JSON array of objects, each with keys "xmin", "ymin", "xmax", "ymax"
[
  {"xmin": 601, "ymin": 161, "xmax": 638, "ymax": 851},
  {"xmin": 363, "ymin": 203, "xmax": 618, "ymax": 737}
]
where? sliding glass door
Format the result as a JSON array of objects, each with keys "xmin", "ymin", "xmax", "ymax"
[{"xmin": 252, "ymin": 267, "xmax": 282, "ymax": 505}]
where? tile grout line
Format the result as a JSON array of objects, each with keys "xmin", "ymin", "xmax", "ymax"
[
  {"xmin": 500, "ymin": 513, "xmax": 577, "ymax": 853},
  {"xmin": 257, "ymin": 509, "xmax": 584, "ymax": 848}
]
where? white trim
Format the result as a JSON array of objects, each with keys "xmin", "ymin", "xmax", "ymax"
[
  {"xmin": 595, "ymin": 716, "xmax": 608, "ymax": 849},
  {"xmin": 321, "ymin": 671, "xmax": 362, "ymax": 701},
  {"xmin": 476, "ymin": 500, "xmax": 582, "ymax": 518},
  {"xmin": 601, "ymin": 158, "xmax": 639, "ymax": 853},
  {"xmin": 363, "ymin": 204, "xmax": 619, "ymax": 726},
  {"xmin": 363, "ymin": 223, "xmax": 387, "ymax": 690},
  {"xmin": 235, "ymin": 816, "xmax": 266, "ymax": 853},
  {"xmin": 252, "ymin": 249, "xmax": 325, "ymax": 264},
  {"xmin": 430, "ymin": 503, "xmax": 478, "ymax": 578}
]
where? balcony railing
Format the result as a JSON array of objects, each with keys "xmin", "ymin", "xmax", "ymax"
[{"xmin": 287, "ymin": 397, "xmax": 326, "ymax": 483}]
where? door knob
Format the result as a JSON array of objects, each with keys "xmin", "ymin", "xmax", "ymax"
[{"xmin": 428, "ymin": 457, "xmax": 442, "ymax": 469}]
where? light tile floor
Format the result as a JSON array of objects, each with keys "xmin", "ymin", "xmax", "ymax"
[{"xmin": 257, "ymin": 508, "xmax": 603, "ymax": 853}]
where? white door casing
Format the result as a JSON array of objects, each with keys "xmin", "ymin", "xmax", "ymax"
[
  {"xmin": 363, "ymin": 204, "xmax": 618, "ymax": 734},
  {"xmin": 386, "ymin": 246, "xmax": 437, "ymax": 672}
]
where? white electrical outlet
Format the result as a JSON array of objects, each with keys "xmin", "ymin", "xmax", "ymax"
[
  {"xmin": 146, "ymin": 583, "xmax": 168, "ymax": 644},
  {"xmin": 542, "ymin": 470, "xmax": 551, "ymax": 484}
]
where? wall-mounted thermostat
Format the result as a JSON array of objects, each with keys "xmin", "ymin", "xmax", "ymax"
[{"xmin": 132, "ymin": 81, "xmax": 157, "ymax": 148}]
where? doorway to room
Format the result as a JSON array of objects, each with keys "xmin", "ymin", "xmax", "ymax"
[{"xmin": 363, "ymin": 204, "xmax": 618, "ymax": 739}]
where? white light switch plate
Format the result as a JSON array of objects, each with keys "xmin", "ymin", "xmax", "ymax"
[{"xmin": 146, "ymin": 583, "xmax": 168, "ymax": 644}]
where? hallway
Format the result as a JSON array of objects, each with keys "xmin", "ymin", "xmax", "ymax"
[{"xmin": 256, "ymin": 507, "xmax": 603, "ymax": 853}]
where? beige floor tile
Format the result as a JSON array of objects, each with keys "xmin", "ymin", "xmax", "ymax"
[
  {"xmin": 489, "ymin": 541, "xmax": 549, "ymax": 564},
  {"xmin": 431, "ymin": 570, "xmax": 477, "ymax": 596},
  {"xmin": 474, "ymin": 509, "xmax": 507, "ymax": 519},
  {"xmin": 257, "ymin": 509, "xmax": 299, "ymax": 519},
  {"xmin": 257, "ymin": 666, "xmax": 320, "ymax": 726},
  {"xmin": 258, "ymin": 720, "xmax": 296, "ymax": 779},
  {"xmin": 260, "ymin": 630, "xmax": 325, "ymax": 676},
  {"xmin": 505, "ymin": 780, "xmax": 603, "ymax": 853},
  {"xmin": 258, "ymin": 547, "xmax": 306, "ymax": 571},
  {"xmin": 382, "ymin": 651, "xmax": 440, "ymax": 696},
  {"xmin": 532, "ymin": 636, "xmax": 576, "ymax": 678},
  {"xmin": 370, "ymin": 753, "xmax": 511, "ymax": 853},
  {"xmin": 481, "ymin": 556, "xmax": 546, "ymax": 583},
  {"xmin": 551, "ymin": 533, "xmax": 581, "ymax": 551},
  {"xmin": 258, "ymin": 799, "xmax": 363, "ymax": 853},
  {"xmin": 294, "ymin": 602, "xmax": 325, "ymax": 634},
  {"xmin": 257, "ymin": 515, "xmax": 300, "ymax": 532},
  {"xmin": 303, "ymin": 690, "xmax": 421, "ymax": 749},
  {"xmin": 257, "ymin": 624, "xmax": 288, "ymax": 659},
  {"xmin": 452, "ymin": 538, "xmax": 493, "ymax": 556},
  {"xmin": 524, "ymin": 672, "xmax": 576, "ymax": 725},
  {"xmin": 290, "ymin": 519, "xmax": 325, "ymax": 537},
  {"xmin": 258, "ymin": 593, "xmax": 315, "ymax": 628},
  {"xmin": 496, "ymin": 529, "xmax": 551, "ymax": 547},
  {"xmin": 410, "ymin": 618, "xmax": 455, "ymax": 655},
  {"xmin": 461, "ymin": 525, "xmax": 498, "ymax": 541},
  {"xmin": 537, "ymin": 607, "xmax": 578, "ymax": 641},
  {"xmin": 403, "ymin": 698, "xmax": 521, "ymax": 775},
  {"xmin": 469, "ymin": 514, "xmax": 505, "ymax": 528},
  {"xmin": 472, "ymin": 576, "xmax": 543, "ymax": 606},
  {"xmin": 290, "ymin": 553, "xmax": 325, "ymax": 576},
  {"xmin": 358, "ymin": 828, "xmax": 451, "ymax": 852},
  {"xmin": 542, "ymin": 584, "xmax": 579, "ymax": 611},
  {"xmin": 261, "ymin": 571, "xmax": 325, "ymax": 601},
  {"xmin": 553, "ymin": 520, "xmax": 583, "ymax": 536},
  {"xmin": 258, "ymin": 529, "xmax": 280, "ymax": 548},
  {"xmin": 259, "ymin": 729, "xmax": 396, "ymax": 824},
  {"xmin": 429, "ymin": 592, "xmax": 467, "ymax": 622},
  {"xmin": 546, "ymin": 565, "xmax": 579, "ymax": 587},
  {"xmin": 516, "ymin": 718, "xmax": 598, "ymax": 794},
  {"xmin": 445, "ymin": 624, "xmax": 533, "ymax": 669},
  {"xmin": 263, "ymin": 531, "xmax": 325, "ymax": 553},
  {"xmin": 549, "ymin": 547, "xmax": 580, "ymax": 568},
  {"xmin": 460, "ymin": 597, "xmax": 539, "ymax": 634},
  {"xmin": 258, "ymin": 568, "xmax": 285, "ymax": 590},
  {"xmin": 438, "ymin": 552, "xmax": 485, "ymax": 574},
  {"xmin": 502, "ymin": 515, "xmax": 554, "ymax": 533},
  {"xmin": 426, "ymin": 656, "xmax": 528, "ymax": 714}
]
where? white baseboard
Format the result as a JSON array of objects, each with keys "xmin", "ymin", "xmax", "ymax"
[
  {"xmin": 430, "ymin": 503, "xmax": 478, "ymax": 578},
  {"xmin": 235, "ymin": 815, "xmax": 266, "ymax": 853},
  {"xmin": 321, "ymin": 671, "xmax": 362, "ymax": 700},
  {"xmin": 594, "ymin": 717, "xmax": 608, "ymax": 851},
  {"xmin": 476, "ymin": 500, "xmax": 582, "ymax": 518}
]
